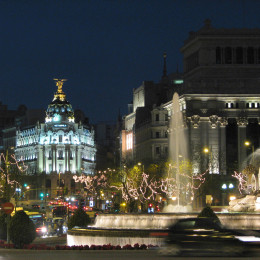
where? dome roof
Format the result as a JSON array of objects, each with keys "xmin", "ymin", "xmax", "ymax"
[{"xmin": 45, "ymin": 79, "xmax": 75, "ymax": 123}]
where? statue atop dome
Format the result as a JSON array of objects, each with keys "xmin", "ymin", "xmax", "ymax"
[
  {"xmin": 54, "ymin": 78, "xmax": 67, "ymax": 93},
  {"xmin": 53, "ymin": 78, "xmax": 67, "ymax": 102}
]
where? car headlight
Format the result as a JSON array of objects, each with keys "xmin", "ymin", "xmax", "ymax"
[
  {"xmin": 235, "ymin": 236, "xmax": 260, "ymax": 242},
  {"xmin": 41, "ymin": 227, "xmax": 47, "ymax": 233}
]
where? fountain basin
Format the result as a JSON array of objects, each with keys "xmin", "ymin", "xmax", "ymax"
[
  {"xmin": 67, "ymin": 213, "xmax": 260, "ymax": 247},
  {"xmin": 67, "ymin": 227, "xmax": 164, "ymax": 247}
]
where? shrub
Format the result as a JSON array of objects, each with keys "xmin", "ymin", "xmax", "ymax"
[
  {"xmin": 67, "ymin": 206, "xmax": 91, "ymax": 229},
  {"xmin": 197, "ymin": 206, "xmax": 221, "ymax": 224},
  {"xmin": 0, "ymin": 213, "xmax": 7, "ymax": 240},
  {"xmin": 9, "ymin": 210, "xmax": 36, "ymax": 248}
]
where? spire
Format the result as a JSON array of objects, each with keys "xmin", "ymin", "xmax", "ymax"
[
  {"xmin": 161, "ymin": 51, "xmax": 169, "ymax": 84},
  {"xmin": 163, "ymin": 51, "xmax": 167, "ymax": 77}
]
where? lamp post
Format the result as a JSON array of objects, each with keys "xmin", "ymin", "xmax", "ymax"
[
  {"xmin": 245, "ymin": 141, "xmax": 254, "ymax": 164},
  {"xmin": 221, "ymin": 182, "xmax": 234, "ymax": 205},
  {"xmin": 138, "ymin": 162, "xmax": 144, "ymax": 173},
  {"xmin": 203, "ymin": 147, "xmax": 213, "ymax": 173}
]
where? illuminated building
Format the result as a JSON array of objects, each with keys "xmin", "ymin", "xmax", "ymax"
[
  {"xmin": 15, "ymin": 79, "xmax": 96, "ymax": 197},
  {"xmin": 122, "ymin": 19, "xmax": 260, "ymax": 179}
]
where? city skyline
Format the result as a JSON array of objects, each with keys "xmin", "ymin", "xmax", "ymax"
[{"xmin": 0, "ymin": 0, "xmax": 260, "ymax": 123}]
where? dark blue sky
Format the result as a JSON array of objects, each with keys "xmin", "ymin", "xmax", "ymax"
[{"xmin": 0, "ymin": 0, "xmax": 260, "ymax": 123}]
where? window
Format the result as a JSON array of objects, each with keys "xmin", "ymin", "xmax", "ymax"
[
  {"xmin": 225, "ymin": 47, "xmax": 232, "ymax": 64},
  {"xmin": 156, "ymin": 132, "xmax": 160, "ymax": 138},
  {"xmin": 216, "ymin": 47, "xmax": 221, "ymax": 64},
  {"xmin": 59, "ymin": 135, "xmax": 62, "ymax": 143},
  {"xmin": 236, "ymin": 47, "xmax": 243, "ymax": 64},
  {"xmin": 155, "ymin": 114, "xmax": 159, "ymax": 121},
  {"xmin": 58, "ymin": 151, "xmax": 63, "ymax": 159},
  {"xmin": 57, "ymin": 178, "xmax": 64, "ymax": 187},
  {"xmin": 155, "ymin": 147, "xmax": 160, "ymax": 155},
  {"xmin": 126, "ymin": 133, "xmax": 133, "ymax": 150},
  {"xmin": 58, "ymin": 164, "xmax": 63, "ymax": 172},
  {"xmin": 165, "ymin": 131, "xmax": 168, "ymax": 138},
  {"xmin": 258, "ymin": 48, "xmax": 260, "ymax": 64},
  {"xmin": 48, "ymin": 151, "xmax": 52, "ymax": 159},
  {"xmin": 247, "ymin": 47, "xmax": 255, "ymax": 64},
  {"xmin": 165, "ymin": 114, "xmax": 168, "ymax": 121},
  {"xmin": 226, "ymin": 102, "xmax": 234, "ymax": 108},
  {"xmin": 46, "ymin": 179, "xmax": 51, "ymax": 188}
]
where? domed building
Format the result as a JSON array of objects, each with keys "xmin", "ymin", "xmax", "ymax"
[{"xmin": 15, "ymin": 79, "xmax": 96, "ymax": 198}]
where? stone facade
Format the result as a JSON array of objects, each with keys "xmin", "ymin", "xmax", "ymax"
[{"xmin": 121, "ymin": 20, "xmax": 260, "ymax": 185}]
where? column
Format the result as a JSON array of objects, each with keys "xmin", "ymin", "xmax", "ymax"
[
  {"xmin": 42, "ymin": 146, "xmax": 46, "ymax": 172},
  {"xmin": 219, "ymin": 118, "xmax": 228, "ymax": 175},
  {"xmin": 190, "ymin": 115, "xmax": 201, "ymax": 174},
  {"xmin": 51, "ymin": 145, "xmax": 54, "ymax": 172},
  {"xmin": 77, "ymin": 146, "xmax": 82, "ymax": 172},
  {"xmin": 38, "ymin": 146, "xmax": 43, "ymax": 173},
  {"xmin": 65, "ymin": 145, "xmax": 68, "ymax": 172},
  {"xmin": 209, "ymin": 115, "xmax": 219, "ymax": 174},
  {"xmin": 53, "ymin": 145, "xmax": 57, "ymax": 172},
  {"xmin": 237, "ymin": 117, "xmax": 248, "ymax": 171}
]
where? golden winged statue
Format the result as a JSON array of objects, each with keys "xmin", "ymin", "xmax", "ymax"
[{"xmin": 53, "ymin": 78, "xmax": 67, "ymax": 93}]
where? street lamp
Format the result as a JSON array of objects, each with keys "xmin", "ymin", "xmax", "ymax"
[
  {"xmin": 245, "ymin": 141, "xmax": 255, "ymax": 164},
  {"xmin": 203, "ymin": 146, "xmax": 213, "ymax": 173},
  {"xmin": 138, "ymin": 162, "xmax": 144, "ymax": 172}
]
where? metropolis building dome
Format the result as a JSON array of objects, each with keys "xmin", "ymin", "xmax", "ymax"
[{"xmin": 15, "ymin": 79, "xmax": 96, "ymax": 198}]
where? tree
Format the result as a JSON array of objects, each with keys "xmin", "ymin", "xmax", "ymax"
[
  {"xmin": 197, "ymin": 206, "xmax": 221, "ymax": 224},
  {"xmin": 73, "ymin": 172, "xmax": 107, "ymax": 197},
  {"xmin": 68, "ymin": 206, "xmax": 91, "ymax": 229},
  {"xmin": 110, "ymin": 165, "xmax": 158, "ymax": 212},
  {"xmin": 0, "ymin": 150, "xmax": 27, "ymax": 202},
  {"xmin": 160, "ymin": 160, "xmax": 207, "ymax": 205},
  {"xmin": 9, "ymin": 210, "xmax": 36, "ymax": 248}
]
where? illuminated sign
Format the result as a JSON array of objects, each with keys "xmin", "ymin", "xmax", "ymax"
[
  {"xmin": 174, "ymin": 79, "xmax": 183, "ymax": 84},
  {"xmin": 54, "ymin": 124, "xmax": 67, "ymax": 128}
]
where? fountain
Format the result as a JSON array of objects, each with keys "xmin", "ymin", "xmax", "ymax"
[
  {"xmin": 229, "ymin": 148, "xmax": 260, "ymax": 212},
  {"xmin": 67, "ymin": 94, "xmax": 260, "ymax": 247},
  {"xmin": 163, "ymin": 92, "xmax": 190, "ymax": 213}
]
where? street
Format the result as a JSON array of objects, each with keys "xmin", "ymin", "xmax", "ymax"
[{"xmin": 0, "ymin": 249, "xmax": 259, "ymax": 260}]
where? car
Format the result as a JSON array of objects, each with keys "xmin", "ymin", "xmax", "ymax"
[
  {"xmin": 35, "ymin": 220, "xmax": 48, "ymax": 237},
  {"xmin": 157, "ymin": 217, "xmax": 249, "ymax": 256}
]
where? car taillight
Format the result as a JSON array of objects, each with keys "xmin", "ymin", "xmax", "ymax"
[{"xmin": 150, "ymin": 232, "xmax": 168, "ymax": 237}]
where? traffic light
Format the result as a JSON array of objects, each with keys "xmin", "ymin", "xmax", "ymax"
[
  {"xmin": 148, "ymin": 203, "xmax": 154, "ymax": 213},
  {"xmin": 40, "ymin": 193, "xmax": 44, "ymax": 200},
  {"xmin": 79, "ymin": 199, "xmax": 85, "ymax": 207},
  {"xmin": 24, "ymin": 183, "xmax": 28, "ymax": 187}
]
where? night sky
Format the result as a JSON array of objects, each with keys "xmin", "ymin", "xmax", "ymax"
[{"xmin": 0, "ymin": 0, "xmax": 260, "ymax": 123}]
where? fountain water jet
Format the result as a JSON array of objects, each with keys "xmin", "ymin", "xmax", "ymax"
[{"xmin": 163, "ymin": 93, "xmax": 190, "ymax": 213}]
